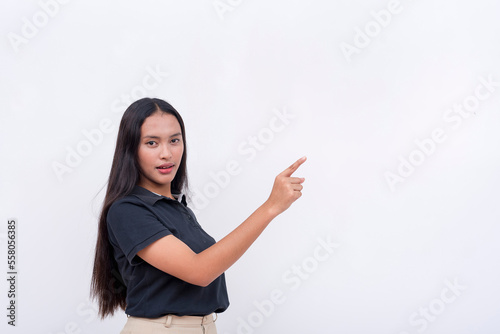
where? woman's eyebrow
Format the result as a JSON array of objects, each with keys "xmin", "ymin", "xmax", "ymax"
[{"xmin": 142, "ymin": 132, "xmax": 182, "ymax": 139}]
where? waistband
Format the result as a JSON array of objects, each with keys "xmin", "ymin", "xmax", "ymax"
[{"xmin": 128, "ymin": 313, "xmax": 217, "ymax": 327}]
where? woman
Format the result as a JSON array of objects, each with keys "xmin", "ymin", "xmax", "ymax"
[{"xmin": 91, "ymin": 97, "xmax": 306, "ymax": 333}]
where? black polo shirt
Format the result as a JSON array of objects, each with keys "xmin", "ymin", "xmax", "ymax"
[{"xmin": 107, "ymin": 185, "xmax": 229, "ymax": 317}]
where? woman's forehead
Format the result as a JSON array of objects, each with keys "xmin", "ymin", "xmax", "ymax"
[{"xmin": 141, "ymin": 112, "xmax": 182, "ymax": 137}]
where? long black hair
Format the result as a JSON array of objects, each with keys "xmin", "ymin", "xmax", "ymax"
[{"xmin": 90, "ymin": 98, "xmax": 189, "ymax": 318}]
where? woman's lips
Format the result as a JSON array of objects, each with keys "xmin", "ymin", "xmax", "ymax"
[{"xmin": 157, "ymin": 164, "xmax": 174, "ymax": 174}]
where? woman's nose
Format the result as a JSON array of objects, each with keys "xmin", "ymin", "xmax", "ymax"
[{"xmin": 159, "ymin": 144, "xmax": 172, "ymax": 159}]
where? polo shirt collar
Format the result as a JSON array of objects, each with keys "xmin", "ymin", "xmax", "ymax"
[{"xmin": 131, "ymin": 185, "xmax": 187, "ymax": 206}]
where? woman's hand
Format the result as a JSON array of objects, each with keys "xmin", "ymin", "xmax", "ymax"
[{"xmin": 264, "ymin": 156, "xmax": 307, "ymax": 217}]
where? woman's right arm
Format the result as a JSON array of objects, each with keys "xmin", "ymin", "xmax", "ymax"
[{"xmin": 137, "ymin": 156, "xmax": 307, "ymax": 287}]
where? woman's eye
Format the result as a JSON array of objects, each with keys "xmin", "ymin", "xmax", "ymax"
[
  {"xmin": 172, "ymin": 138, "xmax": 181, "ymax": 144},
  {"xmin": 146, "ymin": 141, "xmax": 157, "ymax": 146}
]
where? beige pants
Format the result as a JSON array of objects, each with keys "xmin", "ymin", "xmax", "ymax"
[{"xmin": 120, "ymin": 313, "xmax": 217, "ymax": 334}]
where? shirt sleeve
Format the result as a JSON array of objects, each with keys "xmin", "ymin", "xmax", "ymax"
[{"xmin": 107, "ymin": 200, "xmax": 172, "ymax": 266}]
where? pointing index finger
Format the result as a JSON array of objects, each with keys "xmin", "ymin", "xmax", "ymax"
[{"xmin": 280, "ymin": 156, "xmax": 307, "ymax": 177}]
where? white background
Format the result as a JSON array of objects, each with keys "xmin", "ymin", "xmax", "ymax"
[{"xmin": 1, "ymin": 0, "xmax": 500, "ymax": 333}]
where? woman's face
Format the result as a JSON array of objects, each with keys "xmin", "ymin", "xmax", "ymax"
[{"xmin": 136, "ymin": 111, "xmax": 184, "ymax": 196}]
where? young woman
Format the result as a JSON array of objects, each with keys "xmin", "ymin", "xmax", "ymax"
[{"xmin": 91, "ymin": 97, "xmax": 306, "ymax": 334}]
